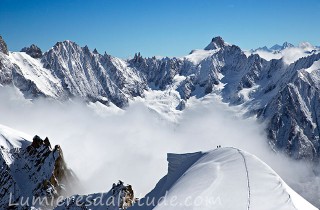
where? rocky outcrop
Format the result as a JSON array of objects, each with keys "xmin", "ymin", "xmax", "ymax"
[
  {"xmin": 0, "ymin": 131, "xmax": 77, "ymax": 209},
  {"xmin": 21, "ymin": 44, "xmax": 43, "ymax": 58},
  {"xmin": 54, "ymin": 180, "xmax": 135, "ymax": 210}
]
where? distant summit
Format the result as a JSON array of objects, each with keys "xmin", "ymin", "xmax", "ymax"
[
  {"xmin": 252, "ymin": 41, "xmax": 294, "ymax": 52},
  {"xmin": 21, "ymin": 44, "xmax": 42, "ymax": 58},
  {"xmin": 270, "ymin": 42, "xmax": 294, "ymax": 51},
  {"xmin": 204, "ymin": 36, "xmax": 229, "ymax": 50}
]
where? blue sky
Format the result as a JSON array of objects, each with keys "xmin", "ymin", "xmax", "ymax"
[{"xmin": 0, "ymin": 0, "xmax": 319, "ymax": 58}]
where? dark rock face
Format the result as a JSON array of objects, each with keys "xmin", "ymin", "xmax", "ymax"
[
  {"xmin": 176, "ymin": 99, "xmax": 186, "ymax": 111},
  {"xmin": 93, "ymin": 48, "xmax": 99, "ymax": 54},
  {"xmin": 21, "ymin": 44, "xmax": 43, "ymax": 58},
  {"xmin": 0, "ymin": 35, "xmax": 8, "ymax": 55},
  {"xmin": 204, "ymin": 36, "xmax": 226, "ymax": 50}
]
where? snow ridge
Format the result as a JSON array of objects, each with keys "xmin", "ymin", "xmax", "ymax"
[
  {"xmin": 131, "ymin": 147, "xmax": 316, "ymax": 210},
  {"xmin": 237, "ymin": 149, "xmax": 251, "ymax": 210}
]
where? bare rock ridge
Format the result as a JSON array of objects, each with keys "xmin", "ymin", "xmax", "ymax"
[
  {"xmin": 21, "ymin": 44, "xmax": 43, "ymax": 58},
  {"xmin": 1, "ymin": 35, "xmax": 320, "ymax": 160}
]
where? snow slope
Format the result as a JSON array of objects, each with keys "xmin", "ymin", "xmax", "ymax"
[
  {"xmin": 305, "ymin": 60, "xmax": 320, "ymax": 73},
  {"xmin": 8, "ymin": 52, "xmax": 63, "ymax": 97},
  {"xmin": 0, "ymin": 124, "xmax": 31, "ymax": 150},
  {"xmin": 184, "ymin": 49, "xmax": 219, "ymax": 65},
  {"xmin": 131, "ymin": 148, "xmax": 317, "ymax": 210}
]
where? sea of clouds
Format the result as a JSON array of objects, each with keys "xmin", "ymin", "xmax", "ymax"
[{"xmin": 0, "ymin": 86, "xmax": 319, "ymax": 206}]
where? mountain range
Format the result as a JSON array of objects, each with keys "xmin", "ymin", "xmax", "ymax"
[{"xmin": 1, "ymin": 35, "xmax": 320, "ymax": 161}]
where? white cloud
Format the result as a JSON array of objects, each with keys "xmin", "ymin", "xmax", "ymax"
[{"xmin": 250, "ymin": 44, "xmax": 319, "ymax": 65}]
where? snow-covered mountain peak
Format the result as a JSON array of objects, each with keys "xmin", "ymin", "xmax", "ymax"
[
  {"xmin": 51, "ymin": 40, "xmax": 81, "ymax": 52},
  {"xmin": 270, "ymin": 42, "xmax": 294, "ymax": 51},
  {"xmin": 204, "ymin": 36, "xmax": 229, "ymax": 50},
  {"xmin": 47, "ymin": 40, "xmax": 104, "ymax": 59}
]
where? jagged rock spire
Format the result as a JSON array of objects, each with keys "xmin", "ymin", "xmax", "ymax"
[
  {"xmin": 83, "ymin": 45, "xmax": 90, "ymax": 53},
  {"xmin": 282, "ymin": 41, "xmax": 294, "ymax": 49},
  {"xmin": 133, "ymin": 52, "xmax": 142, "ymax": 63},
  {"xmin": 93, "ymin": 48, "xmax": 99, "ymax": 54}
]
